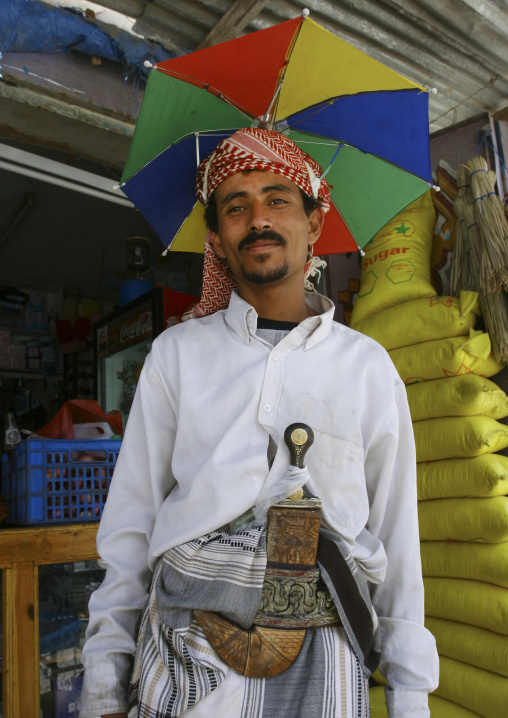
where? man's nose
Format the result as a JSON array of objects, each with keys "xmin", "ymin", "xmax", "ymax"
[{"xmin": 249, "ymin": 201, "xmax": 272, "ymax": 231}]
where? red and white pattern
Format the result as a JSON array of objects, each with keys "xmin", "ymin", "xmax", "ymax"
[
  {"xmin": 189, "ymin": 233, "xmax": 238, "ymax": 319},
  {"xmin": 195, "ymin": 128, "xmax": 330, "ymax": 210}
]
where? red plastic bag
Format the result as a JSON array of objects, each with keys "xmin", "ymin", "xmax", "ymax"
[{"xmin": 36, "ymin": 399, "xmax": 123, "ymax": 439}]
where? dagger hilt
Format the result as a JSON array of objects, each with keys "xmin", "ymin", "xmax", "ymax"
[{"xmin": 284, "ymin": 423, "xmax": 314, "ymax": 469}]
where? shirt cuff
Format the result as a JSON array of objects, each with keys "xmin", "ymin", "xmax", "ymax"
[
  {"xmin": 79, "ymin": 659, "xmax": 131, "ymax": 718},
  {"xmin": 385, "ymin": 687, "xmax": 431, "ymax": 718}
]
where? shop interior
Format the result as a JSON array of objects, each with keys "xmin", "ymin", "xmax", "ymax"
[{"xmin": 0, "ymin": 137, "xmax": 205, "ymax": 433}]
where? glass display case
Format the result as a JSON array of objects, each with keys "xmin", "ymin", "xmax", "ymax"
[
  {"xmin": 39, "ymin": 559, "xmax": 105, "ymax": 718},
  {"xmin": 0, "ymin": 523, "xmax": 100, "ymax": 717},
  {"xmin": 94, "ymin": 286, "xmax": 197, "ymax": 428}
]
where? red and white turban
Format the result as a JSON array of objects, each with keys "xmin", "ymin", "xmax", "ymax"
[
  {"xmin": 195, "ymin": 127, "xmax": 331, "ymax": 209},
  {"xmin": 185, "ymin": 128, "xmax": 328, "ymax": 320}
]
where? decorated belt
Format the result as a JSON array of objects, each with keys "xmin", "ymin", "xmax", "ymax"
[{"xmin": 195, "ymin": 424, "xmax": 339, "ymax": 679}]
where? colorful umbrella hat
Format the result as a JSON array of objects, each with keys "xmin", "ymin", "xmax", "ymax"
[{"xmin": 120, "ymin": 12, "xmax": 432, "ymax": 257}]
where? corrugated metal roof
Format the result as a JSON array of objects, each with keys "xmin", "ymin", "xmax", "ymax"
[{"xmin": 88, "ymin": 0, "xmax": 508, "ymax": 132}]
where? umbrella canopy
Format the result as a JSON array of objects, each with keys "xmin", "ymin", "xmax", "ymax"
[{"xmin": 120, "ymin": 13, "xmax": 432, "ymax": 256}]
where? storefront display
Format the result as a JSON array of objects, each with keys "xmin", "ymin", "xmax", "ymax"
[{"xmin": 93, "ymin": 287, "xmax": 196, "ymax": 428}]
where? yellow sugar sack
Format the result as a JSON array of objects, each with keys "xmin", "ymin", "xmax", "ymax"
[
  {"xmin": 418, "ymin": 496, "xmax": 508, "ymax": 543},
  {"xmin": 428, "ymin": 695, "xmax": 483, "ymax": 718},
  {"xmin": 407, "ymin": 373, "xmax": 508, "ymax": 422},
  {"xmin": 370, "ymin": 686, "xmax": 483, "ymax": 718},
  {"xmin": 389, "ymin": 330, "xmax": 505, "ymax": 385},
  {"xmin": 423, "ymin": 576, "xmax": 508, "ymax": 633},
  {"xmin": 425, "ymin": 616, "xmax": 508, "ymax": 677},
  {"xmin": 420, "ymin": 540, "xmax": 508, "ymax": 588},
  {"xmin": 413, "ymin": 416, "xmax": 508, "ymax": 462},
  {"xmin": 369, "ymin": 686, "xmax": 388, "ymax": 718},
  {"xmin": 417, "ymin": 454, "xmax": 508, "ymax": 500},
  {"xmin": 351, "ymin": 192, "xmax": 437, "ymax": 325},
  {"xmin": 351, "ymin": 291, "xmax": 479, "ymax": 350},
  {"xmin": 433, "ymin": 655, "xmax": 508, "ymax": 718},
  {"xmin": 371, "ymin": 669, "xmax": 387, "ymax": 686}
]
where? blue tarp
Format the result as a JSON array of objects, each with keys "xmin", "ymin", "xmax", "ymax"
[{"xmin": 0, "ymin": 0, "xmax": 177, "ymax": 79}]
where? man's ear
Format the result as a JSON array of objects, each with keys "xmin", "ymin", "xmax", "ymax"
[
  {"xmin": 308, "ymin": 207, "xmax": 326, "ymax": 247},
  {"xmin": 208, "ymin": 230, "xmax": 226, "ymax": 259}
]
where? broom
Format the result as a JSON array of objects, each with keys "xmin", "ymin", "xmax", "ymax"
[
  {"xmin": 482, "ymin": 290, "xmax": 508, "ymax": 364},
  {"xmin": 467, "ymin": 156, "xmax": 508, "ymax": 293},
  {"xmin": 463, "ymin": 196, "xmax": 508, "ymax": 363}
]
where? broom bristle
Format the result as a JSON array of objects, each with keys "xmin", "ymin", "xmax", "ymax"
[{"xmin": 467, "ymin": 156, "xmax": 508, "ymax": 293}]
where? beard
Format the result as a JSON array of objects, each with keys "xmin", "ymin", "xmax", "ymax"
[
  {"xmin": 242, "ymin": 260, "xmax": 290, "ymax": 285},
  {"xmin": 237, "ymin": 230, "xmax": 289, "ymax": 285}
]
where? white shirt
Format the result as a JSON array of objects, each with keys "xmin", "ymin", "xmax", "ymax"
[{"xmin": 80, "ymin": 291, "xmax": 438, "ymax": 717}]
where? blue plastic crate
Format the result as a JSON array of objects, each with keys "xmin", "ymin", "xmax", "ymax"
[{"xmin": 1, "ymin": 437, "xmax": 122, "ymax": 525}]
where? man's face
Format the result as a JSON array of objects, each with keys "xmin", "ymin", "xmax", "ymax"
[{"xmin": 208, "ymin": 171, "xmax": 324, "ymax": 290}]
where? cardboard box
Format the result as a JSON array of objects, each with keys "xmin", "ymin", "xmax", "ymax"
[
  {"xmin": 26, "ymin": 346, "xmax": 40, "ymax": 358},
  {"xmin": 0, "ymin": 346, "xmax": 10, "ymax": 367},
  {"xmin": 36, "ymin": 310, "xmax": 49, "ymax": 331},
  {"xmin": 24, "ymin": 309, "xmax": 37, "ymax": 330},
  {"xmin": 41, "ymin": 346, "xmax": 57, "ymax": 373},
  {"xmin": 26, "ymin": 356, "xmax": 41, "ymax": 372},
  {"xmin": 9, "ymin": 344, "xmax": 26, "ymax": 358},
  {"xmin": 0, "ymin": 299, "xmax": 24, "ymax": 328},
  {"xmin": 8, "ymin": 344, "xmax": 26, "ymax": 369},
  {"xmin": 29, "ymin": 291, "xmax": 43, "ymax": 311}
]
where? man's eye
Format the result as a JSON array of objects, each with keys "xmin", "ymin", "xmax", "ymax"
[
  {"xmin": 271, "ymin": 198, "xmax": 287, "ymax": 205},
  {"xmin": 227, "ymin": 205, "xmax": 244, "ymax": 213}
]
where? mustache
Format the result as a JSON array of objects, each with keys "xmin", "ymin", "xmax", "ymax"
[{"xmin": 238, "ymin": 230, "xmax": 286, "ymax": 252}]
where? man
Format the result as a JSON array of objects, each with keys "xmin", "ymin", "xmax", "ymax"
[{"xmin": 80, "ymin": 128, "xmax": 438, "ymax": 718}]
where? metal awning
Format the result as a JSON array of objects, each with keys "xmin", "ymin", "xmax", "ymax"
[{"xmin": 78, "ymin": 0, "xmax": 508, "ymax": 133}]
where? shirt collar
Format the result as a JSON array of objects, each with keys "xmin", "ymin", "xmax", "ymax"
[{"xmin": 225, "ymin": 290, "xmax": 335, "ymax": 349}]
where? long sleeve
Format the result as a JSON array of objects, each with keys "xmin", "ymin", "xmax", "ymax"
[
  {"xmin": 80, "ymin": 351, "xmax": 177, "ymax": 717},
  {"xmin": 365, "ymin": 375, "xmax": 439, "ymax": 718}
]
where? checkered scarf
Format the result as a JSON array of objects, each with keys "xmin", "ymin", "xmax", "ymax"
[{"xmin": 186, "ymin": 129, "xmax": 328, "ymax": 320}]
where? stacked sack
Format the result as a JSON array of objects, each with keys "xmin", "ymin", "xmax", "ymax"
[{"xmin": 349, "ymin": 192, "xmax": 508, "ymax": 718}]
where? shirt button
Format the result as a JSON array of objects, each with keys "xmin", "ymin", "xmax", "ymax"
[
  {"xmin": 264, "ymin": 404, "xmax": 272, "ymax": 413},
  {"xmin": 273, "ymin": 353, "xmax": 280, "ymax": 361}
]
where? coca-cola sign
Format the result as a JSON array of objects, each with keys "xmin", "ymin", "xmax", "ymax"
[
  {"xmin": 119, "ymin": 310, "xmax": 152, "ymax": 344},
  {"xmin": 103, "ymin": 306, "xmax": 153, "ymax": 356}
]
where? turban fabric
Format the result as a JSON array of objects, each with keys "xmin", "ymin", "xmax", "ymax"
[{"xmin": 196, "ymin": 128, "xmax": 330, "ymax": 209}]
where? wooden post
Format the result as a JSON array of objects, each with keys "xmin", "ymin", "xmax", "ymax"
[{"xmin": 2, "ymin": 565, "xmax": 13, "ymax": 718}]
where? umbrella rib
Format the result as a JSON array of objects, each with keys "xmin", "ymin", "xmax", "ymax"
[
  {"xmin": 290, "ymin": 131, "xmax": 432, "ymax": 185},
  {"xmin": 154, "ymin": 67, "xmax": 255, "ymax": 122},
  {"xmin": 320, "ymin": 144, "xmax": 343, "ymax": 179},
  {"xmin": 262, "ymin": 80, "xmax": 283, "ymax": 126},
  {"xmin": 271, "ymin": 14, "xmax": 306, "ymax": 124},
  {"xmin": 284, "ymin": 101, "xmax": 338, "ymax": 131},
  {"xmin": 163, "ymin": 210, "xmax": 202, "ymax": 256},
  {"xmin": 122, "ymin": 129, "xmax": 253, "ymax": 182},
  {"xmin": 329, "ymin": 196, "xmax": 365, "ymax": 257},
  {"xmin": 284, "ymin": 88, "xmax": 426, "ymax": 133}
]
